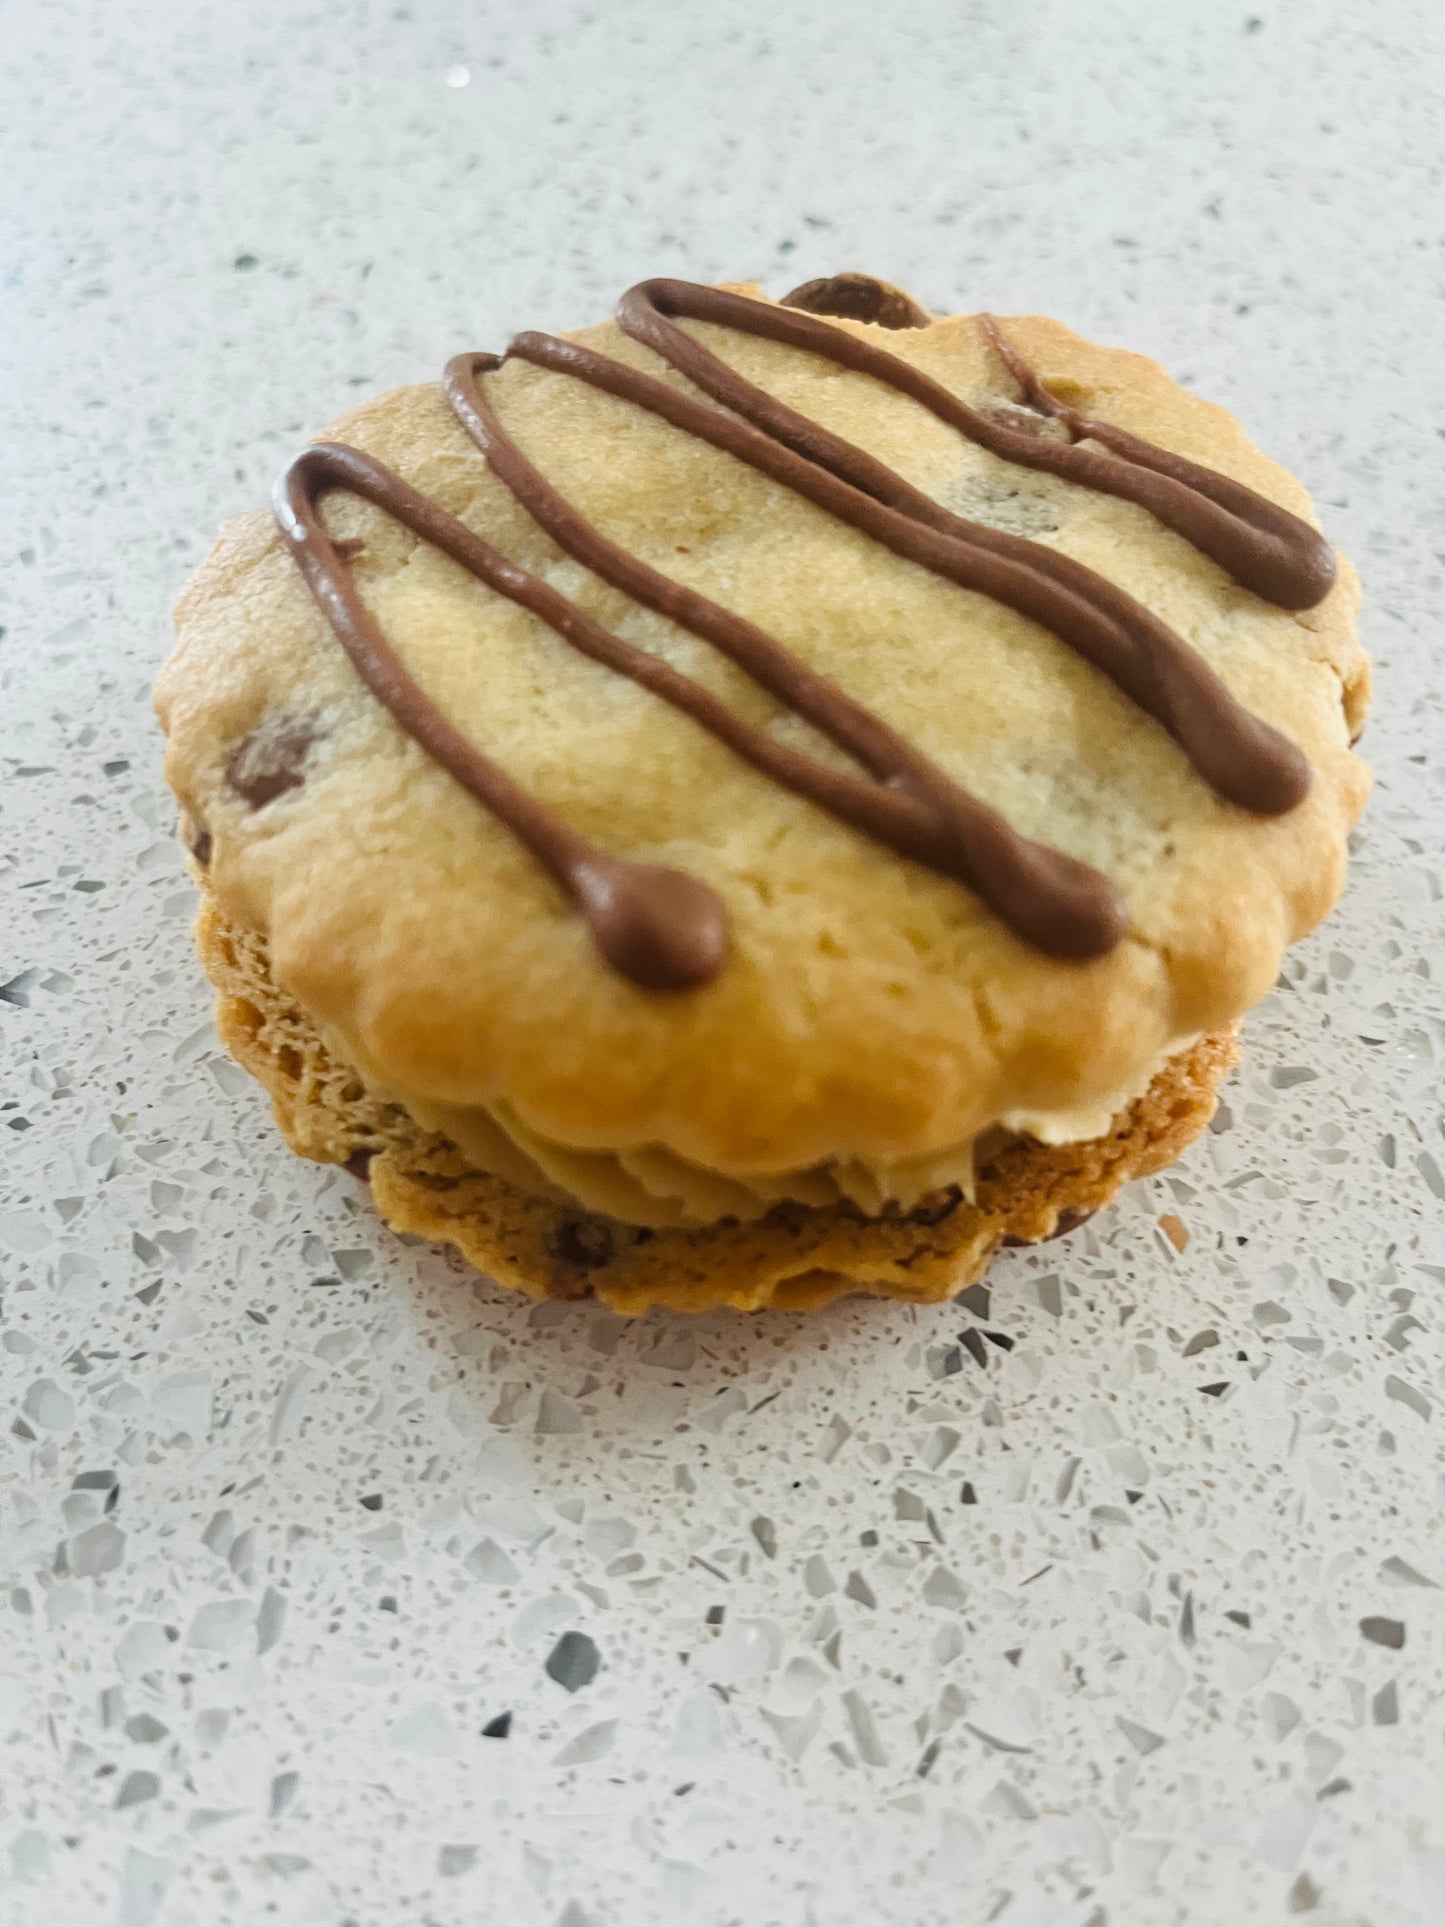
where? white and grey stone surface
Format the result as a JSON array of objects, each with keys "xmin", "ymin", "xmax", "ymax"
[{"xmin": 2, "ymin": 1, "xmax": 1442, "ymax": 1922}]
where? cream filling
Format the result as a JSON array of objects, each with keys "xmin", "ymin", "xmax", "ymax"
[{"xmin": 328, "ymin": 1021, "xmax": 1195, "ymax": 1229}]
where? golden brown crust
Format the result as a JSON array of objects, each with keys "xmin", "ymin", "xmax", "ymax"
[{"xmin": 197, "ymin": 893, "xmax": 1238, "ymax": 1315}]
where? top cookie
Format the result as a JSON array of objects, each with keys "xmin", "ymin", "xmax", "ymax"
[{"xmin": 156, "ymin": 274, "xmax": 1369, "ymax": 1225}]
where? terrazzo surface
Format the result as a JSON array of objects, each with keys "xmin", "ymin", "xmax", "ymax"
[{"xmin": 2, "ymin": 1, "xmax": 1443, "ymax": 1922}]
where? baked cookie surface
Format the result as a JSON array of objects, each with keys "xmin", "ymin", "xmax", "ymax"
[{"xmin": 156, "ymin": 272, "xmax": 1369, "ymax": 1294}]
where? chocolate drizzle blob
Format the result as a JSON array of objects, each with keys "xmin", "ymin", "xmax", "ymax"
[{"xmin": 273, "ymin": 274, "xmax": 1333, "ymax": 990}]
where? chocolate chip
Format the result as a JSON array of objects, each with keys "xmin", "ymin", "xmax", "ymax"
[
  {"xmin": 782, "ymin": 273, "xmax": 930, "ymax": 330},
  {"xmin": 225, "ymin": 716, "xmax": 318, "ymax": 810},
  {"xmin": 548, "ymin": 1218, "xmax": 615, "ymax": 1269},
  {"xmin": 544, "ymin": 1276, "xmax": 595, "ymax": 1303},
  {"xmin": 182, "ymin": 816, "xmax": 213, "ymax": 867},
  {"xmin": 1002, "ymin": 1206, "xmax": 1096, "ymax": 1249},
  {"xmin": 908, "ymin": 1185, "xmax": 963, "ymax": 1226},
  {"xmin": 344, "ymin": 1148, "xmax": 376, "ymax": 1182},
  {"xmin": 332, "ymin": 537, "xmax": 367, "ymax": 561}
]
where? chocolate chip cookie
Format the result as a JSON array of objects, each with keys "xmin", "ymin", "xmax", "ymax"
[{"xmin": 156, "ymin": 272, "xmax": 1369, "ymax": 1312}]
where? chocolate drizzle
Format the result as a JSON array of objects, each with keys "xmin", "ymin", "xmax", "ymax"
[
  {"xmin": 273, "ymin": 445, "xmax": 728, "ymax": 990},
  {"xmin": 444, "ymin": 354, "xmax": 1125, "ymax": 960},
  {"xmin": 490, "ymin": 284, "xmax": 1313, "ymax": 819},
  {"xmin": 274, "ymin": 275, "xmax": 1333, "ymax": 990},
  {"xmin": 978, "ymin": 317, "xmax": 1337, "ymax": 609}
]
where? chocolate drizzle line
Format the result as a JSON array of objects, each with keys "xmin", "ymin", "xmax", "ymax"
[
  {"xmin": 274, "ymin": 445, "xmax": 728, "ymax": 990},
  {"xmin": 977, "ymin": 317, "xmax": 1336, "ymax": 610},
  {"xmin": 626, "ymin": 280, "xmax": 1333, "ymax": 611},
  {"xmin": 605, "ymin": 280, "xmax": 1316, "ymax": 811},
  {"xmin": 275, "ymin": 274, "xmax": 1328, "ymax": 989},
  {"xmin": 444, "ymin": 355, "xmax": 1125, "ymax": 960}
]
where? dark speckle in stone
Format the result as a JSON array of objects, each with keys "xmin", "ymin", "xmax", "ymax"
[
  {"xmin": 1360, "ymin": 1616, "xmax": 1405, "ymax": 1649},
  {"xmin": 225, "ymin": 716, "xmax": 319, "ymax": 809},
  {"xmin": 959, "ymin": 1482, "xmax": 978, "ymax": 1505},
  {"xmin": 481, "ymin": 1712, "xmax": 513, "ymax": 1738},
  {"xmin": 1179, "ymin": 1593, "xmax": 1197, "ymax": 1646},
  {"xmin": 544, "ymin": 1631, "xmax": 600, "ymax": 1693},
  {"xmin": 359, "ymin": 1493, "xmax": 383, "ymax": 1511},
  {"xmin": 960, "ymin": 1328, "xmax": 989, "ymax": 1370}
]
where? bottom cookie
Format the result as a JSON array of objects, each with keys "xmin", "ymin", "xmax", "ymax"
[{"xmin": 196, "ymin": 895, "xmax": 1239, "ymax": 1316}]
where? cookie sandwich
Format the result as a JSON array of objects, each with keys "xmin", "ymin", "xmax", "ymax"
[{"xmin": 156, "ymin": 272, "xmax": 1370, "ymax": 1314}]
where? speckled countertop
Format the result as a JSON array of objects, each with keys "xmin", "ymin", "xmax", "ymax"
[{"xmin": 2, "ymin": 2, "xmax": 1443, "ymax": 1923}]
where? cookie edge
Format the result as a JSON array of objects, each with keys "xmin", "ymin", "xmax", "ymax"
[{"xmin": 195, "ymin": 890, "xmax": 1240, "ymax": 1315}]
